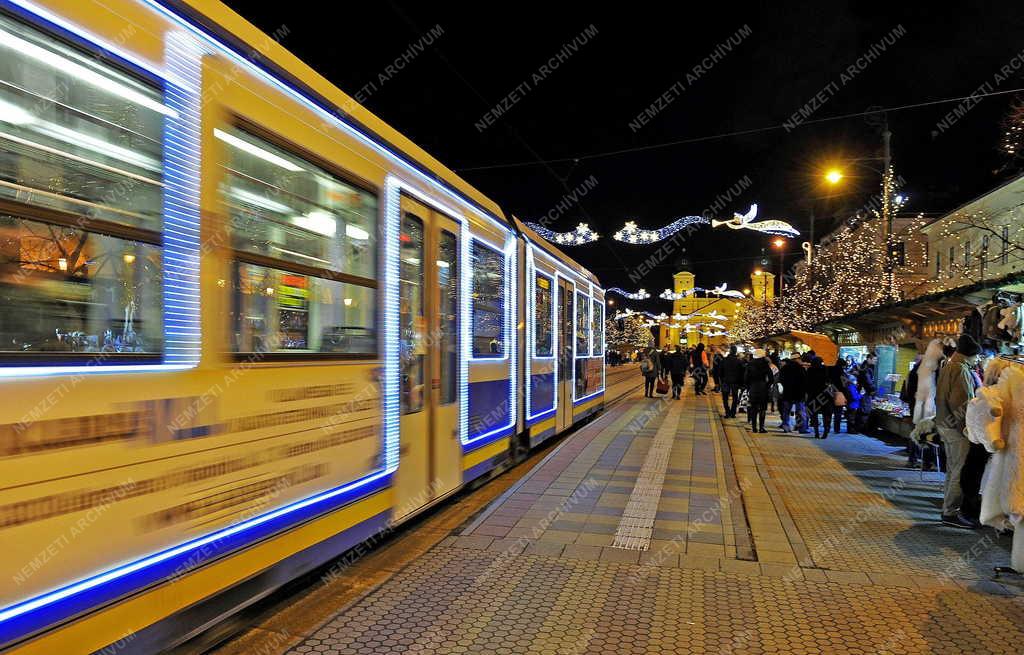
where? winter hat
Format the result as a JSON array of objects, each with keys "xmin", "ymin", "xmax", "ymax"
[
  {"xmin": 956, "ymin": 333, "xmax": 980, "ymax": 357},
  {"xmin": 752, "ymin": 348, "xmax": 766, "ymax": 359}
]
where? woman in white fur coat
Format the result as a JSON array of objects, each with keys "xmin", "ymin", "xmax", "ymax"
[
  {"xmin": 912, "ymin": 339, "xmax": 944, "ymax": 425},
  {"xmin": 965, "ymin": 362, "xmax": 1024, "ymax": 572}
]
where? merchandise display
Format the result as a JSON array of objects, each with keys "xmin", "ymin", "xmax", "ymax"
[{"xmin": 965, "ymin": 356, "xmax": 1024, "ymax": 573}]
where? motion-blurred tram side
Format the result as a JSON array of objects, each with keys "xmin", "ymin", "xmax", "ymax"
[{"xmin": 0, "ymin": 1, "xmax": 605, "ymax": 653}]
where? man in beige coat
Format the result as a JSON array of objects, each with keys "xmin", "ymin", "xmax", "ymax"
[{"xmin": 935, "ymin": 334, "xmax": 981, "ymax": 529}]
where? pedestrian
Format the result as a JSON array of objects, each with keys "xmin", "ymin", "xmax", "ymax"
[
  {"xmin": 828, "ymin": 359, "xmax": 848, "ymax": 434},
  {"xmin": 669, "ymin": 346, "xmax": 687, "ymax": 399},
  {"xmin": 640, "ymin": 347, "xmax": 661, "ymax": 398},
  {"xmin": 767, "ymin": 353, "xmax": 781, "ymax": 414},
  {"xmin": 935, "ymin": 334, "xmax": 983, "ymax": 529},
  {"xmin": 778, "ymin": 352, "xmax": 807, "ymax": 433},
  {"xmin": 805, "ymin": 356, "xmax": 835, "ymax": 439},
  {"xmin": 711, "ymin": 348, "xmax": 724, "ymax": 393},
  {"xmin": 745, "ymin": 348, "xmax": 773, "ymax": 433},
  {"xmin": 691, "ymin": 343, "xmax": 709, "ymax": 395},
  {"xmin": 857, "ymin": 352, "xmax": 878, "ymax": 422},
  {"xmin": 720, "ymin": 345, "xmax": 745, "ymax": 418}
]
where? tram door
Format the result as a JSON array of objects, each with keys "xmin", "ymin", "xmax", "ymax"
[
  {"xmin": 556, "ymin": 278, "xmax": 574, "ymax": 433},
  {"xmin": 394, "ymin": 196, "xmax": 463, "ymax": 521}
]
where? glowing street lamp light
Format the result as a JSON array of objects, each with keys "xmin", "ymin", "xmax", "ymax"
[
  {"xmin": 772, "ymin": 238, "xmax": 786, "ymax": 297},
  {"xmin": 825, "ymin": 169, "xmax": 843, "ymax": 185}
]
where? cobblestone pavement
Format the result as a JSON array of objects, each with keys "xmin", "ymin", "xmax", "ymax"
[{"xmin": 215, "ymin": 385, "xmax": 1024, "ymax": 655}]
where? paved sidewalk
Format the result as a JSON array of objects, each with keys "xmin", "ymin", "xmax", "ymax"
[{"xmin": 220, "ymin": 388, "xmax": 1024, "ymax": 655}]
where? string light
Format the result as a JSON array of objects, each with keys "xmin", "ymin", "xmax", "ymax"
[
  {"xmin": 732, "ymin": 167, "xmax": 935, "ymax": 340},
  {"xmin": 660, "ymin": 284, "xmax": 745, "ymax": 300},
  {"xmin": 526, "ymin": 222, "xmax": 600, "ymax": 246},
  {"xmin": 607, "ymin": 287, "xmax": 651, "ymax": 300},
  {"xmin": 613, "ymin": 215, "xmax": 709, "ymax": 244},
  {"xmin": 710, "ymin": 204, "xmax": 800, "ymax": 237}
]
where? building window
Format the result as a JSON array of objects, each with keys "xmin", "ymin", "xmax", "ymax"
[
  {"xmin": 534, "ymin": 273, "xmax": 553, "ymax": 357},
  {"xmin": 219, "ymin": 126, "xmax": 377, "ymax": 356},
  {"xmin": 935, "ymin": 251, "xmax": 942, "ymax": 278},
  {"xmin": 964, "ymin": 240, "xmax": 971, "ymax": 269},
  {"xmin": 470, "ymin": 240, "xmax": 504, "ymax": 357},
  {"xmin": 1003, "ymin": 226, "xmax": 1010, "ymax": 265},
  {"xmin": 0, "ymin": 15, "xmax": 167, "ymax": 361},
  {"xmin": 948, "ymin": 246, "xmax": 955, "ymax": 278},
  {"xmin": 575, "ymin": 291, "xmax": 590, "ymax": 356}
]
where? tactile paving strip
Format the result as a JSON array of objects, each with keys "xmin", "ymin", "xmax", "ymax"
[{"xmin": 611, "ymin": 402, "xmax": 682, "ymax": 550}]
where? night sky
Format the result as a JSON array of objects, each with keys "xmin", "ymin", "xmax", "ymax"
[{"xmin": 226, "ymin": 0, "xmax": 1024, "ymax": 310}]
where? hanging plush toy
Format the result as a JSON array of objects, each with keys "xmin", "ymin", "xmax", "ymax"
[
  {"xmin": 966, "ymin": 363, "xmax": 1024, "ymax": 572},
  {"xmin": 912, "ymin": 339, "xmax": 944, "ymax": 425}
]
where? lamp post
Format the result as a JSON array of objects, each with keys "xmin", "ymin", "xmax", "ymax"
[{"xmin": 772, "ymin": 238, "xmax": 786, "ymax": 298}]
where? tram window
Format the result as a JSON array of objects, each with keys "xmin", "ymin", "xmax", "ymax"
[
  {"xmin": 231, "ymin": 262, "xmax": 375, "ymax": 354},
  {"xmin": 0, "ymin": 15, "xmax": 164, "ymax": 231},
  {"xmin": 470, "ymin": 241, "xmax": 504, "ymax": 358},
  {"xmin": 219, "ymin": 125, "xmax": 378, "ymax": 357},
  {"xmin": 217, "ymin": 126, "xmax": 377, "ymax": 280},
  {"xmin": 534, "ymin": 273, "xmax": 553, "ymax": 357},
  {"xmin": 575, "ymin": 291, "xmax": 590, "ymax": 356},
  {"xmin": 400, "ymin": 214, "xmax": 425, "ymax": 413},
  {"xmin": 592, "ymin": 298, "xmax": 604, "ymax": 356},
  {"xmin": 439, "ymin": 229, "xmax": 458, "ymax": 405},
  {"xmin": 0, "ymin": 216, "xmax": 163, "ymax": 358}
]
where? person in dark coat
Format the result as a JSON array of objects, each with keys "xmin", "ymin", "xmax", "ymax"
[
  {"xmin": 778, "ymin": 353, "xmax": 807, "ymax": 433},
  {"xmin": 828, "ymin": 360, "xmax": 848, "ymax": 434},
  {"xmin": 669, "ymin": 346, "xmax": 688, "ymax": 399},
  {"xmin": 744, "ymin": 348, "xmax": 773, "ymax": 433},
  {"xmin": 640, "ymin": 347, "xmax": 661, "ymax": 397},
  {"xmin": 720, "ymin": 345, "xmax": 745, "ymax": 418},
  {"xmin": 805, "ymin": 356, "xmax": 835, "ymax": 439},
  {"xmin": 710, "ymin": 349, "xmax": 724, "ymax": 393},
  {"xmin": 690, "ymin": 343, "xmax": 709, "ymax": 395}
]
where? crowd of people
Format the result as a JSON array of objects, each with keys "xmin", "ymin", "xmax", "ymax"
[
  {"xmin": 637, "ymin": 343, "xmax": 880, "ymax": 439},
  {"xmin": 634, "ymin": 333, "xmax": 1002, "ymax": 532}
]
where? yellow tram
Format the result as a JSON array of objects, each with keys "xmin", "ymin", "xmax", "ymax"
[{"xmin": 0, "ymin": 1, "xmax": 606, "ymax": 652}]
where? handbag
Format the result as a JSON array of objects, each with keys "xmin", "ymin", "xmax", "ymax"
[
  {"xmin": 656, "ymin": 378, "xmax": 670, "ymax": 395},
  {"xmin": 833, "ymin": 387, "xmax": 848, "ymax": 407}
]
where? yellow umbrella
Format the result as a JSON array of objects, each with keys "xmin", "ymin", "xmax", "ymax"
[{"xmin": 790, "ymin": 330, "xmax": 839, "ymax": 366}]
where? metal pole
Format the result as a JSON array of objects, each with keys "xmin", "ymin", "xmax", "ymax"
[
  {"xmin": 808, "ymin": 204, "xmax": 815, "ymax": 282},
  {"xmin": 779, "ymin": 249, "xmax": 785, "ymax": 298},
  {"xmin": 882, "ymin": 117, "xmax": 893, "ymax": 297}
]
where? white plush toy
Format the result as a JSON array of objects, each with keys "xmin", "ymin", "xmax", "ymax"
[
  {"xmin": 966, "ymin": 364, "xmax": 1024, "ymax": 572},
  {"xmin": 912, "ymin": 339, "xmax": 944, "ymax": 425}
]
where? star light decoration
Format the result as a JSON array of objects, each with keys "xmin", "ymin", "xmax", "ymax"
[
  {"xmin": 525, "ymin": 222, "xmax": 599, "ymax": 246},
  {"xmin": 613, "ymin": 215, "xmax": 709, "ymax": 244},
  {"xmin": 607, "ymin": 287, "xmax": 651, "ymax": 300}
]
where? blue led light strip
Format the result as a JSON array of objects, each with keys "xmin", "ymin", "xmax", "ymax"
[
  {"xmin": 383, "ymin": 178, "xmax": 402, "ymax": 472},
  {"xmin": 161, "ymin": 32, "xmax": 202, "ymax": 367},
  {"xmin": 0, "ymin": 471, "xmax": 390, "ymax": 645}
]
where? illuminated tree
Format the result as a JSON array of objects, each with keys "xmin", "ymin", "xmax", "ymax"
[{"xmin": 606, "ymin": 315, "xmax": 654, "ymax": 351}]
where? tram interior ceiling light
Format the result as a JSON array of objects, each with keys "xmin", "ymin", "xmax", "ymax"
[
  {"xmin": 711, "ymin": 204, "xmax": 800, "ymax": 238},
  {"xmin": 607, "ymin": 286, "xmax": 650, "ymax": 300},
  {"xmin": 214, "ymin": 128, "xmax": 303, "ymax": 171},
  {"xmin": 0, "ymin": 25, "xmax": 177, "ymax": 118},
  {"xmin": 526, "ymin": 221, "xmax": 599, "ymax": 246}
]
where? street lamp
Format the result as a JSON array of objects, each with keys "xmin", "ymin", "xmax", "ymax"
[{"xmin": 825, "ymin": 169, "xmax": 843, "ymax": 185}]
